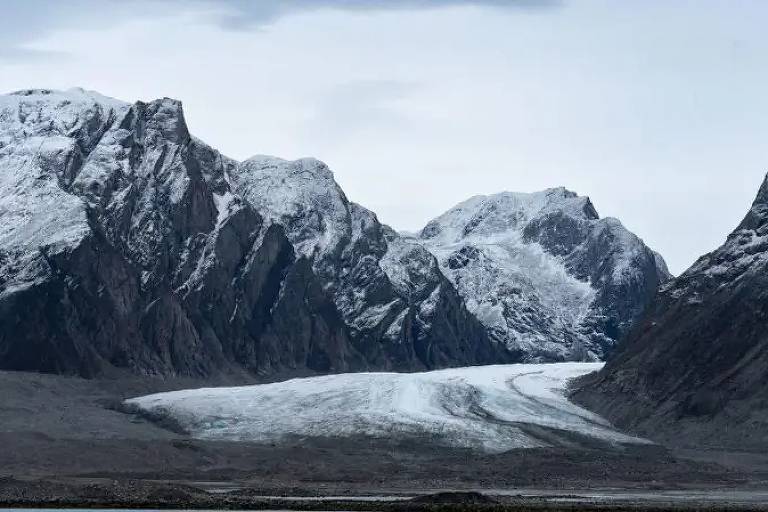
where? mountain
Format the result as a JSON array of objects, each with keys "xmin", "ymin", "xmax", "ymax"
[
  {"xmin": 0, "ymin": 88, "xmax": 504, "ymax": 378},
  {"xmin": 232, "ymin": 155, "xmax": 508, "ymax": 369},
  {"xmin": 415, "ymin": 189, "xmax": 671, "ymax": 361},
  {"xmin": 126, "ymin": 362, "xmax": 647, "ymax": 452},
  {"xmin": 0, "ymin": 88, "xmax": 670, "ymax": 378},
  {"xmin": 574, "ymin": 174, "xmax": 768, "ymax": 449}
]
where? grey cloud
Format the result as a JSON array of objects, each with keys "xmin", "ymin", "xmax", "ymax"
[
  {"xmin": 0, "ymin": 0, "xmax": 193, "ymax": 62},
  {"xmin": 0, "ymin": 0, "xmax": 137, "ymax": 62},
  {"xmin": 0, "ymin": 0, "xmax": 560, "ymax": 60},
  {"xmin": 207, "ymin": 1, "xmax": 561, "ymax": 30}
]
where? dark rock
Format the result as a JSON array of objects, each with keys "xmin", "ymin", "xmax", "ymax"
[{"xmin": 411, "ymin": 491, "xmax": 498, "ymax": 504}]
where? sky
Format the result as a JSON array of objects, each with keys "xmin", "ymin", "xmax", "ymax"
[{"xmin": 1, "ymin": 0, "xmax": 766, "ymax": 275}]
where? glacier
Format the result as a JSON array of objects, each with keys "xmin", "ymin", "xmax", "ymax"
[{"xmin": 125, "ymin": 362, "xmax": 647, "ymax": 453}]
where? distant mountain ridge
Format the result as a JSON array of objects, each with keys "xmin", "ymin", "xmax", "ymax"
[{"xmin": 0, "ymin": 88, "xmax": 667, "ymax": 378}]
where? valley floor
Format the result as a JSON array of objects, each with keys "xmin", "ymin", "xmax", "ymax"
[{"xmin": 0, "ymin": 367, "xmax": 767, "ymax": 509}]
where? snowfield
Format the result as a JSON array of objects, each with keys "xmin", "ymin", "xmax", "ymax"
[{"xmin": 126, "ymin": 363, "xmax": 647, "ymax": 452}]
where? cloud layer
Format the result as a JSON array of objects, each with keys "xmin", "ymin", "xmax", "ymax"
[
  {"xmin": 209, "ymin": 0, "xmax": 559, "ymax": 28},
  {"xmin": 0, "ymin": 0, "xmax": 558, "ymax": 59},
  {"xmin": 1, "ymin": 1, "xmax": 767, "ymax": 274}
]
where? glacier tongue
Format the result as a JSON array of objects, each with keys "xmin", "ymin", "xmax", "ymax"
[{"xmin": 126, "ymin": 362, "xmax": 647, "ymax": 453}]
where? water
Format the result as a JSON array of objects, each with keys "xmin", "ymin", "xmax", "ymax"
[{"xmin": 3, "ymin": 488, "xmax": 768, "ymax": 510}]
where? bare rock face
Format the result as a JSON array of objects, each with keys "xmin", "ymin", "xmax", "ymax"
[
  {"xmin": 415, "ymin": 189, "xmax": 671, "ymax": 361},
  {"xmin": 574, "ymin": 174, "xmax": 768, "ymax": 449},
  {"xmin": 0, "ymin": 89, "xmax": 504, "ymax": 377}
]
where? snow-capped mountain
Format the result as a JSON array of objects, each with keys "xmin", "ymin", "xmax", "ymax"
[
  {"xmin": 415, "ymin": 189, "xmax": 671, "ymax": 361},
  {"xmin": 575, "ymin": 173, "xmax": 768, "ymax": 450},
  {"xmin": 0, "ymin": 88, "xmax": 504, "ymax": 377},
  {"xmin": 0, "ymin": 88, "xmax": 670, "ymax": 377},
  {"xmin": 126, "ymin": 362, "xmax": 647, "ymax": 452}
]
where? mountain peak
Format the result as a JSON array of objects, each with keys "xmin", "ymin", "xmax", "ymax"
[
  {"xmin": 420, "ymin": 187, "xmax": 598, "ymax": 242},
  {"xmin": 242, "ymin": 155, "xmax": 333, "ymax": 178},
  {"xmin": 234, "ymin": 155, "xmax": 350, "ymax": 258},
  {"xmin": 2, "ymin": 87, "xmax": 128, "ymax": 114},
  {"xmin": 736, "ymin": 172, "xmax": 768, "ymax": 232}
]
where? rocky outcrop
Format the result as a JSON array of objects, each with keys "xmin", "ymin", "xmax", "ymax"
[
  {"xmin": 574, "ymin": 174, "xmax": 768, "ymax": 449},
  {"xmin": 415, "ymin": 189, "xmax": 671, "ymax": 361}
]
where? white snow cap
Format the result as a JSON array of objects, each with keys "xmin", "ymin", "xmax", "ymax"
[{"xmin": 232, "ymin": 155, "xmax": 351, "ymax": 258}]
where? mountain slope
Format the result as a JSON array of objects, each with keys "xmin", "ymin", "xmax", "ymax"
[
  {"xmin": 415, "ymin": 188, "xmax": 671, "ymax": 361},
  {"xmin": 574, "ymin": 174, "xmax": 768, "ymax": 449},
  {"xmin": 0, "ymin": 88, "xmax": 504, "ymax": 378}
]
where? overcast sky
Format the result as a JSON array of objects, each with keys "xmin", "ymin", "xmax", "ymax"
[{"xmin": 1, "ymin": 0, "xmax": 766, "ymax": 274}]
